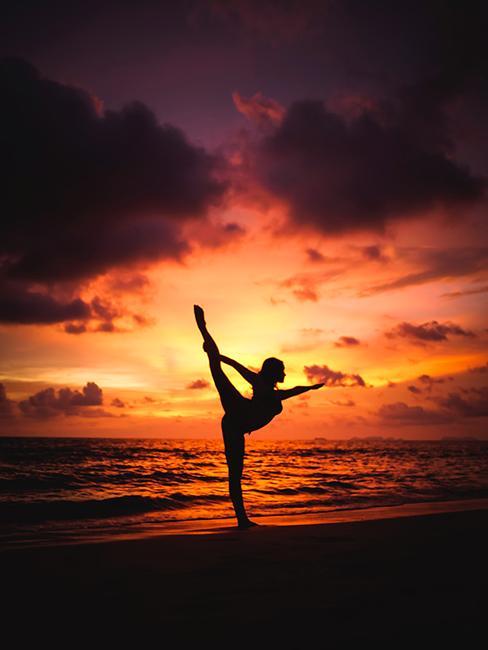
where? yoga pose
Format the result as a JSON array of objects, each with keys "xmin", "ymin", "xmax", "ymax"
[{"xmin": 194, "ymin": 305, "xmax": 324, "ymax": 528}]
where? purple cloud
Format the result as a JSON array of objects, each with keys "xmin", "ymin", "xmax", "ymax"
[
  {"xmin": 18, "ymin": 382, "xmax": 103, "ymax": 419},
  {"xmin": 187, "ymin": 379, "xmax": 211, "ymax": 390},
  {"xmin": 334, "ymin": 336, "xmax": 361, "ymax": 348},
  {"xmin": 436, "ymin": 388, "xmax": 488, "ymax": 418},
  {"xmin": 254, "ymin": 98, "xmax": 484, "ymax": 235},
  {"xmin": 0, "ymin": 58, "xmax": 227, "ymax": 329},
  {"xmin": 304, "ymin": 364, "xmax": 366, "ymax": 388},
  {"xmin": 386, "ymin": 320, "xmax": 475, "ymax": 343},
  {"xmin": 377, "ymin": 402, "xmax": 451, "ymax": 425}
]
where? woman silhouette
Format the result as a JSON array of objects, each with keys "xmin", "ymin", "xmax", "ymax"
[{"xmin": 194, "ymin": 305, "xmax": 324, "ymax": 528}]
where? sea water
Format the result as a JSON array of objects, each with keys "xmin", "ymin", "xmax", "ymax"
[{"xmin": 1, "ymin": 437, "xmax": 487, "ymax": 547}]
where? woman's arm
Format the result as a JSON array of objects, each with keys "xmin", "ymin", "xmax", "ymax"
[
  {"xmin": 220, "ymin": 355, "xmax": 259, "ymax": 386},
  {"xmin": 276, "ymin": 384, "xmax": 324, "ymax": 400}
]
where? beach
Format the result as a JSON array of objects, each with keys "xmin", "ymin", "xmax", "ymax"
[{"xmin": 3, "ymin": 502, "xmax": 487, "ymax": 645}]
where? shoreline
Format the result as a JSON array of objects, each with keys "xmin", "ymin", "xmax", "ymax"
[{"xmin": 2, "ymin": 496, "xmax": 487, "ymax": 551}]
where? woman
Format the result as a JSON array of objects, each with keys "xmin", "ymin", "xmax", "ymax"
[{"xmin": 194, "ymin": 305, "xmax": 324, "ymax": 528}]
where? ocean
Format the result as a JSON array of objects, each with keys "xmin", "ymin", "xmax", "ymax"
[{"xmin": 1, "ymin": 436, "xmax": 487, "ymax": 548}]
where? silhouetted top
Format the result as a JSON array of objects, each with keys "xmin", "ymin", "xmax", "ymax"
[
  {"xmin": 228, "ymin": 382, "xmax": 283, "ymax": 434},
  {"xmin": 252, "ymin": 384, "xmax": 283, "ymax": 418}
]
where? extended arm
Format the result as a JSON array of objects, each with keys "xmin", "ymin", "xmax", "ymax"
[
  {"xmin": 220, "ymin": 355, "xmax": 259, "ymax": 386},
  {"xmin": 276, "ymin": 383, "xmax": 324, "ymax": 401}
]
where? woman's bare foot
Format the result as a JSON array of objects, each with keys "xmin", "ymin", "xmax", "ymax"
[
  {"xmin": 194, "ymin": 305, "xmax": 206, "ymax": 330},
  {"xmin": 237, "ymin": 518, "xmax": 259, "ymax": 529}
]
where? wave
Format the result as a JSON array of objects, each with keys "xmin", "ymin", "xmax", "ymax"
[{"xmin": 0, "ymin": 493, "xmax": 228, "ymax": 524}]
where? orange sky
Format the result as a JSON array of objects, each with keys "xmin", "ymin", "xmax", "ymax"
[
  {"xmin": 1, "ymin": 4, "xmax": 487, "ymax": 439},
  {"xmin": 1, "ymin": 199, "xmax": 486, "ymax": 439}
]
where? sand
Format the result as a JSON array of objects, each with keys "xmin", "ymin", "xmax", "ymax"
[{"xmin": 2, "ymin": 502, "xmax": 487, "ymax": 645}]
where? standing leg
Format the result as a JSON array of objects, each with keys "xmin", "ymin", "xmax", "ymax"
[{"xmin": 222, "ymin": 419, "xmax": 257, "ymax": 529}]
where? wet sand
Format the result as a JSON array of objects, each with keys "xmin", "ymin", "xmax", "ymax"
[{"xmin": 2, "ymin": 504, "xmax": 487, "ymax": 645}]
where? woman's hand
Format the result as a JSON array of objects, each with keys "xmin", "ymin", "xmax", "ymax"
[{"xmin": 310, "ymin": 383, "xmax": 325, "ymax": 390}]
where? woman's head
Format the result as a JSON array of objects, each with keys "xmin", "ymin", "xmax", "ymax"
[{"xmin": 260, "ymin": 357, "xmax": 285, "ymax": 385}]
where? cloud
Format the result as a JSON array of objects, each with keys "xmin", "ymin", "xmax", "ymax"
[
  {"xmin": 210, "ymin": 0, "xmax": 324, "ymax": 43},
  {"xmin": 1, "ymin": 58, "xmax": 225, "ymax": 290},
  {"xmin": 417, "ymin": 374, "xmax": 450, "ymax": 392},
  {"xmin": 254, "ymin": 97, "xmax": 485, "ymax": 235},
  {"xmin": 334, "ymin": 336, "xmax": 361, "ymax": 348},
  {"xmin": 232, "ymin": 91, "xmax": 284, "ymax": 128},
  {"xmin": 187, "ymin": 379, "xmax": 211, "ymax": 390},
  {"xmin": 0, "ymin": 283, "xmax": 139, "ymax": 332},
  {"xmin": 385, "ymin": 320, "xmax": 476, "ymax": 343},
  {"xmin": 408, "ymin": 385, "xmax": 422, "ymax": 394},
  {"xmin": 18, "ymin": 382, "xmax": 103, "ymax": 418},
  {"xmin": 111, "ymin": 398, "xmax": 126, "ymax": 408},
  {"xmin": 0, "ymin": 384, "xmax": 15, "ymax": 418},
  {"xmin": 442, "ymin": 285, "xmax": 488, "ymax": 299},
  {"xmin": 436, "ymin": 388, "xmax": 488, "ymax": 418},
  {"xmin": 304, "ymin": 364, "xmax": 366, "ymax": 388},
  {"xmin": 363, "ymin": 247, "xmax": 488, "ymax": 295},
  {"xmin": 64, "ymin": 323, "xmax": 87, "ymax": 335},
  {"xmin": 361, "ymin": 245, "xmax": 390, "ymax": 263},
  {"xmin": 107, "ymin": 273, "xmax": 151, "ymax": 294},
  {"xmin": 469, "ymin": 363, "xmax": 488, "ymax": 374},
  {"xmin": 377, "ymin": 402, "xmax": 451, "ymax": 425},
  {"xmin": 279, "ymin": 269, "xmax": 342, "ymax": 303},
  {"xmin": 0, "ymin": 284, "xmax": 91, "ymax": 325},
  {"xmin": 305, "ymin": 248, "xmax": 326, "ymax": 263}
]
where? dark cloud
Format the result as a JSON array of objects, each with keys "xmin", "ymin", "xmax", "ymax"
[
  {"xmin": 386, "ymin": 320, "xmax": 476, "ymax": 343},
  {"xmin": 305, "ymin": 248, "xmax": 325, "ymax": 263},
  {"xmin": 436, "ymin": 388, "xmax": 488, "ymax": 418},
  {"xmin": 417, "ymin": 374, "xmax": 449, "ymax": 391},
  {"xmin": 255, "ymin": 97, "xmax": 484, "ymax": 235},
  {"xmin": 377, "ymin": 402, "xmax": 451, "ymax": 425},
  {"xmin": 408, "ymin": 385, "xmax": 422, "ymax": 394},
  {"xmin": 304, "ymin": 364, "xmax": 366, "ymax": 388},
  {"xmin": 334, "ymin": 336, "xmax": 361, "ymax": 348},
  {"xmin": 0, "ymin": 58, "xmax": 225, "ymax": 288},
  {"xmin": 442, "ymin": 285, "xmax": 488, "ymax": 299},
  {"xmin": 187, "ymin": 379, "xmax": 211, "ymax": 390},
  {"xmin": 111, "ymin": 398, "xmax": 125, "ymax": 408},
  {"xmin": 361, "ymin": 245, "xmax": 389, "ymax": 262},
  {"xmin": 95, "ymin": 322, "xmax": 116, "ymax": 333},
  {"xmin": 0, "ymin": 384, "xmax": 15, "ymax": 418},
  {"xmin": 64, "ymin": 323, "xmax": 87, "ymax": 335},
  {"xmin": 469, "ymin": 363, "xmax": 488, "ymax": 374},
  {"xmin": 0, "ymin": 283, "xmax": 91, "ymax": 325},
  {"xmin": 363, "ymin": 247, "xmax": 488, "ymax": 295},
  {"xmin": 18, "ymin": 382, "xmax": 103, "ymax": 418},
  {"xmin": 0, "ymin": 283, "xmax": 134, "ymax": 332}
]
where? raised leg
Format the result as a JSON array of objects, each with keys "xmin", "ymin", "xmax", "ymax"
[{"xmin": 194, "ymin": 305, "xmax": 245, "ymax": 414}]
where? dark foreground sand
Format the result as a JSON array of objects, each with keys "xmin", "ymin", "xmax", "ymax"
[{"xmin": 3, "ymin": 506, "xmax": 487, "ymax": 646}]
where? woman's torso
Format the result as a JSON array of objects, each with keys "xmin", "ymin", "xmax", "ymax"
[{"xmin": 222, "ymin": 378, "xmax": 282, "ymax": 434}]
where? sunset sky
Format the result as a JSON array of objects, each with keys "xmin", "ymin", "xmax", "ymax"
[{"xmin": 1, "ymin": 0, "xmax": 487, "ymax": 439}]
